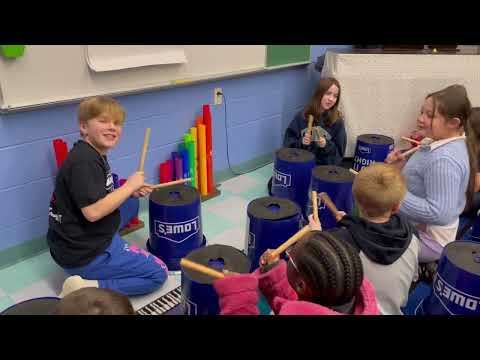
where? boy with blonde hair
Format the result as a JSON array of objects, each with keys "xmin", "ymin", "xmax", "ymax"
[
  {"xmin": 47, "ymin": 96, "xmax": 168, "ymax": 298},
  {"xmin": 56, "ymin": 287, "xmax": 136, "ymax": 315},
  {"xmin": 310, "ymin": 163, "xmax": 419, "ymax": 315}
]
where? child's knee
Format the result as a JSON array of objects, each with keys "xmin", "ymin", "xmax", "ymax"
[{"xmin": 151, "ymin": 260, "xmax": 168, "ymax": 285}]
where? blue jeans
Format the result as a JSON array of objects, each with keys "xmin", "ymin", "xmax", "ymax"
[{"xmin": 64, "ymin": 198, "xmax": 168, "ymax": 296}]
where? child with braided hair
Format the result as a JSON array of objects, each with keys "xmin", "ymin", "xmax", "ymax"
[{"xmin": 213, "ymin": 231, "xmax": 379, "ymax": 315}]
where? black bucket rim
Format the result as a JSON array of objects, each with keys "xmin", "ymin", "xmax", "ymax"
[
  {"xmin": 247, "ymin": 196, "xmax": 301, "ymax": 221},
  {"xmin": 312, "ymin": 165, "xmax": 354, "ymax": 183},
  {"xmin": 441, "ymin": 240, "xmax": 480, "ymax": 276},
  {"xmin": 147, "ymin": 235, "xmax": 208, "ymax": 271},
  {"xmin": 0, "ymin": 296, "xmax": 60, "ymax": 315},
  {"xmin": 275, "ymin": 147, "xmax": 316, "ymax": 163},
  {"xmin": 356, "ymin": 134, "xmax": 395, "ymax": 145},
  {"xmin": 181, "ymin": 244, "xmax": 251, "ymax": 285},
  {"xmin": 149, "ymin": 184, "xmax": 200, "ymax": 206}
]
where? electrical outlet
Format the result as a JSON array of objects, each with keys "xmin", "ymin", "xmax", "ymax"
[{"xmin": 214, "ymin": 88, "xmax": 223, "ymax": 105}]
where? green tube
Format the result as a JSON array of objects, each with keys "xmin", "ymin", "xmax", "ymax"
[{"xmin": 184, "ymin": 134, "xmax": 196, "ymax": 188}]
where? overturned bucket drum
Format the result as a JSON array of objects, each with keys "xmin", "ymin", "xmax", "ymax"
[
  {"xmin": 181, "ymin": 244, "xmax": 250, "ymax": 315},
  {"xmin": 271, "ymin": 147, "xmax": 316, "ymax": 216},
  {"xmin": 419, "ymin": 241, "xmax": 480, "ymax": 315},
  {"xmin": 246, "ymin": 196, "xmax": 302, "ymax": 271},
  {"xmin": 307, "ymin": 165, "xmax": 354, "ymax": 230},
  {"xmin": 352, "ymin": 134, "xmax": 394, "ymax": 172},
  {"xmin": 147, "ymin": 184, "xmax": 206, "ymax": 271}
]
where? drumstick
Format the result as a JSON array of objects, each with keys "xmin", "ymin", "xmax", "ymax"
[
  {"xmin": 270, "ymin": 225, "xmax": 311, "ymax": 259},
  {"xmin": 401, "ymin": 136, "xmax": 421, "ymax": 145},
  {"xmin": 319, "ymin": 192, "xmax": 345, "ymax": 221},
  {"xmin": 138, "ymin": 128, "xmax": 151, "ymax": 172},
  {"xmin": 349, "ymin": 168, "xmax": 358, "ymax": 175},
  {"xmin": 180, "ymin": 258, "xmax": 225, "ymax": 279},
  {"xmin": 151, "ymin": 178, "xmax": 191, "ymax": 190},
  {"xmin": 311, "ymin": 190, "xmax": 319, "ymax": 223},
  {"xmin": 307, "ymin": 114, "xmax": 314, "ymax": 135},
  {"xmin": 401, "ymin": 146, "xmax": 419, "ymax": 158}
]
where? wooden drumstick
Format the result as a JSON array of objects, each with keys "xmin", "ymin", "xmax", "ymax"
[
  {"xmin": 319, "ymin": 192, "xmax": 345, "ymax": 221},
  {"xmin": 401, "ymin": 146, "xmax": 420, "ymax": 158},
  {"xmin": 401, "ymin": 136, "xmax": 421, "ymax": 145},
  {"xmin": 180, "ymin": 258, "xmax": 225, "ymax": 279},
  {"xmin": 138, "ymin": 128, "xmax": 151, "ymax": 172},
  {"xmin": 349, "ymin": 168, "xmax": 358, "ymax": 175},
  {"xmin": 151, "ymin": 178, "xmax": 191, "ymax": 190},
  {"xmin": 307, "ymin": 114, "xmax": 314, "ymax": 135},
  {"xmin": 311, "ymin": 190, "xmax": 319, "ymax": 223},
  {"xmin": 270, "ymin": 225, "xmax": 311, "ymax": 259},
  {"xmin": 399, "ymin": 137, "xmax": 431, "ymax": 159}
]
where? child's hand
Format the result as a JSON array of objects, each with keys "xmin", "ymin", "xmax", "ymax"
[
  {"xmin": 126, "ymin": 171, "xmax": 145, "ymax": 193},
  {"xmin": 302, "ymin": 132, "xmax": 312, "ymax": 146},
  {"xmin": 308, "ymin": 214, "xmax": 322, "ymax": 231},
  {"xmin": 385, "ymin": 149, "xmax": 406, "ymax": 165},
  {"xmin": 260, "ymin": 249, "xmax": 279, "ymax": 268},
  {"xmin": 336, "ymin": 211, "xmax": 347, "ymax": 221},
  {"xmin": 222, "ymin": 269, "xmax": 239, "ymax": 277},
  {"xmin": 132, "ymin": 184, "xmax": 153, "ymax": 198},
  {"xmin": 315, "ymin": 136, "xmax": 327, "ymax": 148},
  {"xmin": 411, "ymin": 129, "xmax": 427, "ymax": 139}
]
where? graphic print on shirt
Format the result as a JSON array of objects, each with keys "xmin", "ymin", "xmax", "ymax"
[
  {"xmin": 48, "ymin": 193, "xmax": 62, "ymax": 224},
  {"xmin": 105, "ymin": 161, "xmax": 114, "ymax": 193}
]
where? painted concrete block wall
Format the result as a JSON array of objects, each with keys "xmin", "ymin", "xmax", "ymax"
[{"xmin": 0, "ymin": 45, "xmax": 349, "ymax": 254}]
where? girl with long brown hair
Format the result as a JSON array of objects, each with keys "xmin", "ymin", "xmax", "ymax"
[
  {"xmin": 387, "ymin": 85, "xmax": 474, "ymax": 262},
  {"xmin": 283, "ymin": 77, "xmax": 346, "ymax": 165}
]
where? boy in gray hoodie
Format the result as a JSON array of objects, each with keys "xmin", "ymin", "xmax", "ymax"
[{"xmin": 311, "ymin": 163, "xmax": 419, "ymax": 315}]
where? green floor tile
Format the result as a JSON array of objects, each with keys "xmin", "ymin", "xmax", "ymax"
[
  {"xmin": 0, "ymin": 296, "xmax": 14, "ymax": 313},
  {"xmin": 244, "ymin": 169, "xmax": 272, "ymax": 185},
  {"xmin": 0, "ymin": 252, "xmax": 59, "ymax": 294},
  {"xmin": 249, "ymin": 163, "xmax": 273, "ymax": 178},
  {"xmin": 202, "ymin": 210, "xmax": 237, "ymax": 239},
  {"xmin": 236, "ymin": 184, "xmax": 269, "ymax": 202},
  {"xmin": 202, "ymin": 188, "xmax": 235, "ymax": 207},
  {"xmin": 243, "ymin": 170, "xmax": 269, "ymax": 181}
]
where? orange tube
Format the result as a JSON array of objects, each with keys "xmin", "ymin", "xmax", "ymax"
[{"xmin": 198, "ymin": 124, "xmax": 208, "ymax": 196}]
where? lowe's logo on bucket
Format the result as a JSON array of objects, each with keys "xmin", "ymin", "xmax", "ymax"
[
  {"xmin": 353, "ymin": 156, "xmax": 375, "ymax": 171},
  {"xmin": 154, "ymin": 217, "xmax": 200, "ymax": 243},
  {"xmin": 273, "ymin": 169, "xmax": 291, "ymax": 188},
  {"xmin": 358, "ymin": 145, "xmax": 371, "ymax": 154},
  {"xmin": 434, "ymin": 274, "xmax": 480, "ymax": 313}
]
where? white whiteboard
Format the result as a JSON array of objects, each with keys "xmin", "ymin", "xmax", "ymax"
[{"xmin": 0, "ymin": 45, "xmax": 267, "ymax": 111}]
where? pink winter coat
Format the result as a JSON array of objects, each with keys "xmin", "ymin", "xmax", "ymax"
[{"xmin": 213, "ymin": 260, "xmax": 380, "ymax": 315}]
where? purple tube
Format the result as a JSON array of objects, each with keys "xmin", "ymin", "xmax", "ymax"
[{"xmin": 175, "ymin": 156, "xmax": 183, "ymax": 180}]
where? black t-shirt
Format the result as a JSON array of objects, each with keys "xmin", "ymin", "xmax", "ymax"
[{"xmin": 47, "ymin": 140, "xmax": 120, "ymax": 268}]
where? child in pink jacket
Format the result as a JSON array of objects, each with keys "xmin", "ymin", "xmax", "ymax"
[{"xmin": 213, "ymin": 231, "xmax": 380, "ymax": 315}]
